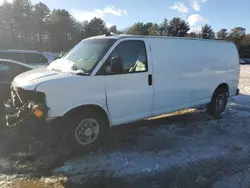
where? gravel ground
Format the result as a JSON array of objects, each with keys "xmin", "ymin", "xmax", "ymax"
[{"xmin": 0, "ymin": 65, "xmax": 249, "ymax": 188}]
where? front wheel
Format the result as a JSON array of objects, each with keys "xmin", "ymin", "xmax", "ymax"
[
  {"xmin": 63, "ymin": 109, "xmax": 109, "ymax": 151},
  {"xmin": 207, "ymin": 88, "xmax": 228, "ymax": 119}
]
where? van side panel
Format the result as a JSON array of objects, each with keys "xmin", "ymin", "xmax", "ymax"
[
  {"xmin": 149, "ymin": 38, "xmax": 191, "ymax": 116},
  {"xmin": 150, "ymin": 38, "xmax": 239, "ymax": 116}
]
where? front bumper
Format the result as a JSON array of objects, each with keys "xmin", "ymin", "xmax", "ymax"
[
  {"xmin": 4, "ymin": 84, "xmax": 49, "ymax": 127},
  {"xmin": 4, "ymin": 99, "xmax": 49, "ymax": 127}
]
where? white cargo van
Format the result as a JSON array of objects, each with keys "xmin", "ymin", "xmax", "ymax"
[{"xmin": 4, "ymin": 34, "xmax": 240, "ymax": 148}]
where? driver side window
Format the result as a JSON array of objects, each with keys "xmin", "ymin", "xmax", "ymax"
[{"xmin": 103, "ymin": 40, "xmax": 148, "ymax": 74}]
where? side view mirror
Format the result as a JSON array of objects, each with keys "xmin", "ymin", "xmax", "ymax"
[{"xmin": 110, "ymin": 57, "xmax": 123, "ymax": 74}]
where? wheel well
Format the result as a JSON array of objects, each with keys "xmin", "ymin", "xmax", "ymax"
[
  {"xmin": 63, "ymin": 105, "xmax": 110, "ymax": 126},
  {"xmin": 212, "ymin": 83, "xmax": 229, "ymax": 99},
  {"xmin": 216, "ymin": 83, "xmax": 229, "ymax": 93}
]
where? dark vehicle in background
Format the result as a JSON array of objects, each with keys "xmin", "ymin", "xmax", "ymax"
[
  {"xmin": 0, "ymin": 50, "xmax": 55, "ymax": 68},
  {"xmin": 240, "ymin": 59, "xmax": 246, "ymax": 64},
  {"xmin": 239, "ymin": 45, "xmax": 250, "ymax": 65},
  {"xmin": 0, "ymin": 59, "xmax": 32, "ymax": 107},
  {"xmin": 240, "ymin": 59, "xmax": 250, "ymax": 65}
]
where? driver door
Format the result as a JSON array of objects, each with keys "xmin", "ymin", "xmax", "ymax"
[{"xmin": 99, "ymin": 39, "xmax": 153, "ymax": 126}]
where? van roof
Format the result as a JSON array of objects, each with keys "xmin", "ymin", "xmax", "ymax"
[{"xmin": 87, "ymin": 33, "xmax": 234, "ymax": 44}]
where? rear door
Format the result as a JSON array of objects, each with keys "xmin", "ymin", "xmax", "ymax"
[{"xmin": 97, "ymin": 39, "xmax": 153, "ymax": 125}]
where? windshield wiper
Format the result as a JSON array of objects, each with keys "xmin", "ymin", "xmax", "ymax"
[
  {"xmin": 76, "ymin": 72, "xmax": 88, "ymax": 76},
  {"xmin": 75, "ymin": 69, "xmax": 90, "ymax": 76}
]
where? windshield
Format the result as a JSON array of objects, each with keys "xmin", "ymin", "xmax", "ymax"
[{"xmin": 48, "ymin": 38, "xmax": 116, "ymax": 74}]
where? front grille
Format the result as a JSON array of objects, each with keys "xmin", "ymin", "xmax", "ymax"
[
  {"xmin": 11, "ymin": 85, "xmax": 46, "ymax": 107},
  {"xmin": 11, "ymin": 86, "xmax": 22, "ymax": 107}
]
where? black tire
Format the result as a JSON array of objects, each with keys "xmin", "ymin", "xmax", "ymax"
[
  {"xmin": 207, "ymin": 88, "xmax": 228, "ymax": 119},
  {"xmin": 63, "ymin": 109, "xmax": 109, "ymax": 151}
]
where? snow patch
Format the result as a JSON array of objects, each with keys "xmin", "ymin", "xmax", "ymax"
[{"xmin": 54, "ymin": 146, "xmax": 227, "ymax": 178}]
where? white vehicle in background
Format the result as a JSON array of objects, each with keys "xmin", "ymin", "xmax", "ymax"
[
  {"xmin": 4, "ymin": 34, "xmax": 240, "ymax": 149},
  {"xmin": 0, "ymin": 50, "xmax": 55, "ymax": 68},
  {"xmin": 43, "ymin": 51, "xmax": 64, "ymax": 60}
]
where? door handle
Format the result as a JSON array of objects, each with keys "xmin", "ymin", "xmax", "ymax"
[{"xmin": 148, "ymin": 74, "xmax": 152, "ymax": 86}]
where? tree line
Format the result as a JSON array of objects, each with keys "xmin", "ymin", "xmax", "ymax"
[{"xmin": 0, "ymin": 0, "xmax": 249, "ymax": 57}]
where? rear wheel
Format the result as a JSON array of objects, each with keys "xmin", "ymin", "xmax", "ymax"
[
  {"xmin": 63, "ymin": 109, "xmax": 109, "ymax": 151},
  {"xmin": 207, "ymin": 88, "xmax": 228, "ymax": 119}
]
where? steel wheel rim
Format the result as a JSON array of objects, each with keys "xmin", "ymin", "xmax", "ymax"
[
  {"xmin": 215, "ymin": 94, "xmax": 225, "ymax": 111},
  {"xmin": 75, "ymin": 118, "xmax": 100, "ymax": 145}
]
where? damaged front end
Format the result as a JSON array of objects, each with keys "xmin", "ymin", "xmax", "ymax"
[{"xmin": 4, "ymin": 84, "xmax": 49, "ymax": 127}]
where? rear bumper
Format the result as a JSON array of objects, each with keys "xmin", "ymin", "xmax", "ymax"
[{"xmin": 236, "ymin": 89, "xmax": 240, "ymax": 96}]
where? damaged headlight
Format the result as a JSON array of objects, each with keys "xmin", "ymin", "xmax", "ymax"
[{"xmin": 28, "ymin": 102, "xmax": 49, "ymax": 118}]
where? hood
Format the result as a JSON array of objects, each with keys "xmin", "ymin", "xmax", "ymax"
[
  {"xmin": 47, "ymin": 58, "xmax": 85, "ymax": 74},
  {"xmin": 12, "ymin": 67, "xmax": 78, "ymax": 90}
]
